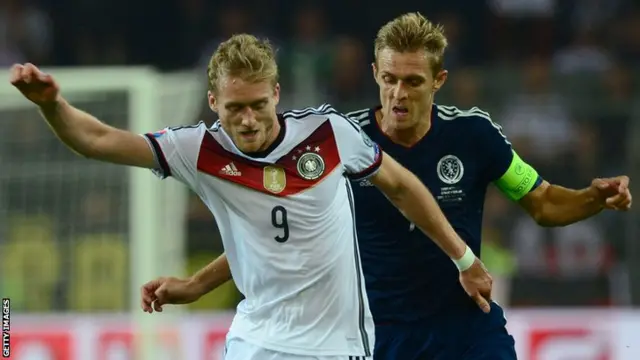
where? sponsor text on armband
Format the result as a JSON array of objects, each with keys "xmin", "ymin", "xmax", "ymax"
[{"xmin": 495, "ymin": 151, "xmax": 541, "ymax": 201}]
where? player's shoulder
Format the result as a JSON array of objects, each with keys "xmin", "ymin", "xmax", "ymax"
[
  {"xmin": 435, "ymin": 104, "xmax": 492, "ymax": 122},
  {"xmin": 345, "ymin": 107, "xmax": 375, "ymax": 129},
  {"xmin": 282, "ymin": 103, "xmax": 339, "ymax": 120},
  {"xmin": 165, "ymin": 120, "xmax": 208, "ymax": 132},
  {"xmin": 157, "ymin": 120, "xmax": 209, "ymax": 139},
  {"xmin": 436, "ymin": 104, "xmax": 512, "ymax": 149},
  {"xmin": 435, "ymin": 104, "xmax": 504, "ymax": 132},
  {"xmin": 282, "ymin": 103, "xmax": 360, "ymax": 132}
]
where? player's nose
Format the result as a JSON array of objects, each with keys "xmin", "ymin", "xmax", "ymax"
[
  {"xmin": 239, "ymin": 109, "xmax": 257, "ymax": 126},
  {"xmin": 240, "ymin": 116, "xmax": 258, "ymax": 129},
  {"xmin": 392, "ymin": 82, "xmax": 408, "ymax": 100}
]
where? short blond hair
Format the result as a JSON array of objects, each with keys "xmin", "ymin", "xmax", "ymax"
[
  {"xmin": 207, "ymin": 34, "xmax": 278, "ymax": 93},
  {"xmin": 374, "ymin": 12, "xmax": 448, "ymax": 74}
]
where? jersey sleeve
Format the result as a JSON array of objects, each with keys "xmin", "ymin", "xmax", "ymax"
[
  {"xmin": 141, "ymin": 123, "xmax": 206, "ymax": 187},
  {"xmin": 476, "ymin": 113, "xmax": 543, "ymax": 200},
  {"xmin": 327, "ymin": 113, "xmax": 383, "ymax": 180},
  {"xmin": 477, "ymin": 115, "xmax": 514, "ymax": 182}
]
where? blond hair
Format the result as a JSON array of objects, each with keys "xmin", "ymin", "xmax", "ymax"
[
  {"xmin": 207, "ymin": 34, "xmax": 278, "ymax": 93},
  {"xmin": 374, "ymin": 12, "xmax": 448, "ymax": 73}
]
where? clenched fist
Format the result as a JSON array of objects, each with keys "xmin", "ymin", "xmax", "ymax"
[
  {"xmin": 9, "ymin": 63, "xmax": 60, "ymax": 106},
  {"xmin": 591, "ymin": 176, "xmax": 632, "ymax": 211}
]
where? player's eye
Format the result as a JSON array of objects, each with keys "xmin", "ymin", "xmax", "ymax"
[
  {"xmin": 382, "ymin": 75, "xmax": 396, "ymax": 84},
  {"xmin": 227, "ymin": 105, "xmax": 242, "ymax": 112},
  {"xmin": 252, "ymin": 101, "xmax": 267, "ymax": 110}
]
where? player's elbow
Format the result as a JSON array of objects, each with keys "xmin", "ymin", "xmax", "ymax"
[
  {"xmin": 82, "ymin": 128, "xmax": 122, "ymax": 160},
  {"xmin": 530, "ymin": 208, "xmax": 555, "ymax": 227},
  {"xmin": 528, "ymin": 202, "xmax": 568, "ymax": 227},
  {"xmin": 520, "ymin": 183, "xmax": 563, "ymax": 227}
]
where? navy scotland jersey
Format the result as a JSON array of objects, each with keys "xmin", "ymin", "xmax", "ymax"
[{"xmin": 348, "ymin": 104, "xmax": 538, "ymax": 324}]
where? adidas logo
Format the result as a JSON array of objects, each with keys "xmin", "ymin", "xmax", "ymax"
[{"xmin": 220, "ymin": 162, "xmax": 242, "ymax": 176}]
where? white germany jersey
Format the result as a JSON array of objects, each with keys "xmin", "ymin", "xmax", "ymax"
[{"xmin": 143, "ymin": 104, "xmax": 380, "ymax": 357}]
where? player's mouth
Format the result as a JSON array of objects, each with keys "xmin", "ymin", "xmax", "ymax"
[
  {"xmin": 239, "ymin": 130, "xmax": 259, "ymax": 141},
  {"xmin": 392, "ymin": 106, "xmax": 409, "ymax": 118}
]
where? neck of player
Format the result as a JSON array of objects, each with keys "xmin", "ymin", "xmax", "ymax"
[{"xmin": 377, "ymin": 107, "xmax": 432, "ymax": 147}]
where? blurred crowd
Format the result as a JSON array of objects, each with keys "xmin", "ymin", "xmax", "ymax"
[{"xmin": 1, "ymin": 0, "xmax": 640, "ymax": 311}]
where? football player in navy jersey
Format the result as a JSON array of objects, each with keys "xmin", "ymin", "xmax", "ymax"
[{"xmin": 343, "ymin": 12, "xmax": 632, "ymax": 360}]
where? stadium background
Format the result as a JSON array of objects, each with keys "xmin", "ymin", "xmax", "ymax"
[{"xmin": 1, "ymin": 0, "xmax": 640, "ymax": 358}]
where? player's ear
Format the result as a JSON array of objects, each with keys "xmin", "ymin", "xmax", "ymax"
[
  {"xmin": 372, "ymin": 62, "xmax": 378, "ymax": 81},
  {"xmin": 432, "ymin": 70, "xmax": 448, "ymax": 92},
  {"xmin": 273, "ymin": 83, "xmax": 281, "ymax": 106},
  {"xmin": 208, "ymin": 90, "xmax": 218, "ymax": 113}
]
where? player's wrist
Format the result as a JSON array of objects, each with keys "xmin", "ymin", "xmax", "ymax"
[
  {"xmin": 185, "ymin": 276, "xmax": 209, "ymax": 298},
  {"xmin": 585, "ymin": 185, "xmax": 607, "ymax": 210},
  {"xmin": 452, "ymin": 245, "xmax": 476, "ymax": 272},
  {"xmin": 38, "ymin": 96, "xmax": 65, "ymax": 113}
]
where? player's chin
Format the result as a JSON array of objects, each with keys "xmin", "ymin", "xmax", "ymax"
[
  {"xmin": 391, "ymin": 114, "xmax": 415, "ymax": 128},
  {"xmin": 237, "ymin": 141, "xmax": 262, "ymax": 153}
]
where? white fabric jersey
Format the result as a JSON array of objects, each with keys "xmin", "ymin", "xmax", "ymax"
[{"xmin": 143, "ymin": 104, "xmax": 380, "ymax": 357}]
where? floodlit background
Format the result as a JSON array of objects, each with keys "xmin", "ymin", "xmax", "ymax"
[{"xmin": 1, "ymin": 0, "xmax": 639, "ymax": 358}]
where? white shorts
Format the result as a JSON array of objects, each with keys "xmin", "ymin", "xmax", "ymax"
[{"xmin": 224, "ymin": 337, "xmax": 370, "ymax": 360}]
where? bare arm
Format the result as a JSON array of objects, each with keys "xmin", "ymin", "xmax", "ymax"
[
  {"xmin": 186, "ymin": 253, "xmax": 232, "ymax": 297},
  {"xmin": 40, "ymin": 98, "xmax": 156, "ymax": 167},
  {"xmin": 369, "ymin": 153, "xmax": 467, "ymax": 260},
  {"xmin": 518, "ymin": 177, "xmax": 634, "ymax": 227},
  {"xmin": 10, "ymin": 64, "xmax": 155, "ymax": 167}
]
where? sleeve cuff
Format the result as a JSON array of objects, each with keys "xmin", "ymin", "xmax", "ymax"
[
  {"xmin": 347, "ymin": 145, "xmax": 383, "ymax": 181},
  {"xmin": 143, "ymin": 133, "xmax": 172, "ymax": 178}
]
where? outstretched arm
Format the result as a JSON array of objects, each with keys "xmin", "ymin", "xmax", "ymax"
[
  {"xmin": 10, "ymin": 63, "xmax": 155, "ymax": 167},
  {"xmin": 518, "ymin": 177, "xmax": 631, "ymax": 227},
  {"xmin": 40, "ymin": 98, "xmax": 156, "ymax": 167},
  {"xmin": 465, "ymin": 108, "xmax": 632, "ymax": 227}
]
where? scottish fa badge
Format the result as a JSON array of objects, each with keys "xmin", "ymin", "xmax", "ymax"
[{"xmin": 437, "ymin": 155, "xmax": 464, "ymax": 185}]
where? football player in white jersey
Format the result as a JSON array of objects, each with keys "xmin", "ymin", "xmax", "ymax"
[{"xmin": 9, "ymin": 34, "xmax": 492, "ymax": 360}]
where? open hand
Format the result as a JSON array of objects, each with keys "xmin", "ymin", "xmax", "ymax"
[
  {"xmin": 459, "ymin": 258, "xmax": 493, "ymax": 313},
  {"xmin": 9, "ymin": 63, "xmax": 60, "ymax": 106},
  {"xmin": 592, "ymin": 176, "xmax": 632, "ymax": 211},
  {"xmin": 140, "ymin": 277, "xmax": 203, "ymax": 313}
]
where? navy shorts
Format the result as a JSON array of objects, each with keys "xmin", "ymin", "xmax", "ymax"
[{"xmin": 374, "ymin": 302, "xmax": 517, "ymax": 360}]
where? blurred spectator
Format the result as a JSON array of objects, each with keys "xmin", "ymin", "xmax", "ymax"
[
  {"xmin": 197, "ymin": 4, "xmax": 254, "ymax": 69},
  {"xmin": 278, "ymin": 3, "xmax": 333, "ymax": 109},
  {"xmin": 437, "ymin": 13, "xmax": 464, "ymax": 70},
  {"xmin": 499, "ymin": 57, "xmax": 579, "ymax": 173},
  {"xmin": 448, "ymin": 68, "xmax": 483, "ymax": 109},
  {"xmin": 488, "ymin": 0, "xmax": 556, "ymax": 59},
  {"xmin": 0, "ymin": 0, "xmax": 52, "ymax": 65},
  {"xmin": 610, "ymin": 9, "xmax": 640, "ymax": 66},
  {"xmin": 327, "ymin": 37, "xmax": 376, "ymax": 111},
  {"xmin": 552, "ymin": 28, "xmax": 612, "ymax": 75}
]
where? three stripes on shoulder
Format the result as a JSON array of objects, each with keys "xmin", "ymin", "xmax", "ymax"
[{"xmin": 437, "ymin": 106, "xmax": 511, "ymax": 145}]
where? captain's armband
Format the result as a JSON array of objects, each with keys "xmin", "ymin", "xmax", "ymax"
[{"xmin": 494, "ymin": 151, "xmax": 542, "ymax": 201}]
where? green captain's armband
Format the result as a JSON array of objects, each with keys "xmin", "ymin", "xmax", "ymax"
[{"xmin": 494, "ymin": 151, "xmax": 540, "ymax": 201}]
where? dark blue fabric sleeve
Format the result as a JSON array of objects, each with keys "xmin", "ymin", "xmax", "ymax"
[{"xmin": 478, "ymin": 118, "xmax": 514, "ymax": 183}]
